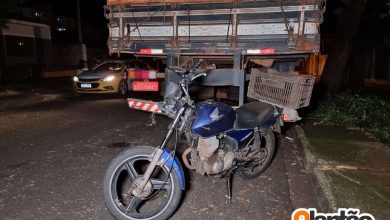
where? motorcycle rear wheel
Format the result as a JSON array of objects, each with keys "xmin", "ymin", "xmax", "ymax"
[
  {"xmin": 103, "ymin": 146, "xmax": 182, "ymax": 220},
  {"xmin": 238, "ymin": 129, "xmax": 275, "ymax": 180}
]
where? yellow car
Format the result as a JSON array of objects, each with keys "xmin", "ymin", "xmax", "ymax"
[{"xmin": 73, "ymin": 60, "xmax": 129, "ymax": 95}]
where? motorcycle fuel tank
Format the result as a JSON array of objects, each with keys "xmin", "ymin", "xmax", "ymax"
[{"xmin": 191, "ymin": 101, "xmax": 236, "ymax": 138}]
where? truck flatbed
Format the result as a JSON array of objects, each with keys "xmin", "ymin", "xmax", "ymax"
[
  {"xmin": 105, "ymin": 0, "xmax": 323, "ymax": 56},
  {"xmin": 104, "ymin": 0, "xmax": 325, "ymax": 106}
]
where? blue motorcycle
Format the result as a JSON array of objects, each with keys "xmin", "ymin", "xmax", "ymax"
[{"xmin": 103, "ymin": 59, "xmax": 282, "ymax": 220}]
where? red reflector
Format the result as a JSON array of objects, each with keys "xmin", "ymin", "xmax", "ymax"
[
  {"xmin": 139, "ymin": 49, "xmax": 163, "ymax": 54},
  {"xmin": 139, "ymin": 49, "xmax": 152, "ymax": 54},
  {"xmin": 247, "ymin": 48, "xmax": 275, "ymax": 55},
  {"xmin": 132, "ymin": 81, "xmax": 159, "ymax": 91},
  {"xmin": 135, "ymin": 71, "xmax": 142, "ymax": 79},
  {"xmin": 141, "ymin": 71, "xmax": 149, "ymax": 79},
  {"xmin": 259, "ymin": 48, "xmax": 275, "ymax": 54},
  {"xmin": 134, "ymin": 71, "xmax": 150, "ymax": 79}
]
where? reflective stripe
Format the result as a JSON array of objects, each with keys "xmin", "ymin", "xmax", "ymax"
[
  {"xmin": 247, "ymin": 48, "xmax": 275, "ymax": 54},
  {"xmin": 127, "ymin": 98, "xmax": 162, "ymax": 114},
  {"xmin": 139, "ymin": 49, "xmax": 164, "ymax": 54}
]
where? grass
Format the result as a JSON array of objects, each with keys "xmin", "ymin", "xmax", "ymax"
[{"xmin": 309, "ymin": 90, "xmax": 390, "ymax": 144}]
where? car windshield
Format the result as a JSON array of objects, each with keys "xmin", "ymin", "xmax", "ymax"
[{"xmin": 93, "ymin": 62, "xmax": 123, "ymax": 71}]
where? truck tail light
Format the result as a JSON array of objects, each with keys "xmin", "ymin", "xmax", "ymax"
[
  {"xmin": 148, "ymin": 70, "xmax": 157, "ymax": 79},
  {"xmin": 128, "ymin": 70, "xmax": 136, "ymax": 79},
  {"xmin": 135, "ymin": 71, "xmax": 143, "ymax": 79},
  {"xmin": 129, "ymin": 70, "xmax": 158, "ymax": 79},
  {"xmin": 282, "ymin": 109, "xmax": 302, "ymax": 122}
]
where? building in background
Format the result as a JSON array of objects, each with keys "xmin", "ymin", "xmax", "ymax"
[
  {"xmin": 0, "ymin": 0, "xmax": 108, "ymax": 85},
  {"xmin": 0, "ymin": 19, "xmax": 51, "ymax": 87},
  {"xmin": 1, "ymin": 19, "xmax": 51, "ymax": 66}
]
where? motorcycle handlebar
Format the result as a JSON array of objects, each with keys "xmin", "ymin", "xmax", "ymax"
[
  {"xmin": 167, "ymin": 66, "xmax": 186, "ymax": 74},
  {"xmin": 190, "ymin": 72, "xmax": 207, "ymax": 81},
  {"xmin": 167, "ymin": 59, "xmax": 205, "ymax": 86}
]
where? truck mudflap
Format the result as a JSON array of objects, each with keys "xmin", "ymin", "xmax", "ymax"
[{"xmin": 127, "ymin": 98, "xmax": 162, "ymax": 114}]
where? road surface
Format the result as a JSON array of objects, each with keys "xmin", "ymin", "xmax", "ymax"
[{"xmin": 0, "ymin": 94, "xmax": 318, "ymax": 220}]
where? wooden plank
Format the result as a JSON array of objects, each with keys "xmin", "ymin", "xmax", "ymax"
[
  {"xmin": 250, "ymin": 59, "xmax": 274, "ymax": 68},
  {"xmin": 107, "ymin": 0, "xmax": 318, "ymax": 5},
  {"xmin": 112, "ymin": 6, "xmax": 317, "ymax": 18},
  {"xmin": 300, "ymin": 54, "xmax": 327, "ymax": 83},
  {"xmin": 108, "ymin": 0, "xmax": 244, "ymax": 5},
  {"xmin": 110, "ymin": 22, "xmax": 318, "ymax": 38}
]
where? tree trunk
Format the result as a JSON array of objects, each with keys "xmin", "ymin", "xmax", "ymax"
[{"xmin": 320, "ymin": 0, "xmax": 369, "ymax": 94}]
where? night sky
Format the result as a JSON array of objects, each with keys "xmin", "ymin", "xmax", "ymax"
[
  {"xmin": 19, "ymin": 0, "xmax": 108, "ymax": 46},
  {"xmin": 55, "ymin": 0, "xmax": 108, "ymax": 46}
]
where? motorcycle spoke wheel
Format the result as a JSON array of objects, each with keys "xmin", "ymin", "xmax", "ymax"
[
  {"xmin": 104, "ymin": 147, "xmax": 182, "ymax": 220},
  {"xmin": 238, "ymin": 129, "xmax": 275, "ymax": 180}
]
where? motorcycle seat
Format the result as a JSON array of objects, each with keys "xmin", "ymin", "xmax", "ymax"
[{"xmin": 234, "ymin": 101, "xmax": 276, "ymax": 129}]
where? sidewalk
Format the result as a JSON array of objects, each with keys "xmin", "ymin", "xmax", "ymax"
[
  {"xmin": 0, "ymin": 89, "xmax": 63, "ymax": 111},
  {"xmin": 296, "ymin": 121, "xmax": 390, "ymax": 219},
  {"xmin": 0, "ymin": 78, "xmax": 72, "ymax": 111}
]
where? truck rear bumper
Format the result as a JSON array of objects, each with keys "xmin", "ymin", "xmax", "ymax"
[{"xmin": 127, "ymin": 98, "xmax": 162, "ymax": 114}]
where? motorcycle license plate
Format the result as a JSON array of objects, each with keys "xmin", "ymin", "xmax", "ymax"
[
  {"xmin": 80, "ymin": 83, "xmax": 92, "ymax": 88},
  {"xmin": 132, "ymin": 81, "xmax": 159, "ymax": 91}
]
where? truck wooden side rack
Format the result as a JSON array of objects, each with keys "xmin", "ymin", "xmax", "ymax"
[{"xmin": 104, "ymin": 0, "xmax": 325, "ymax": 106}]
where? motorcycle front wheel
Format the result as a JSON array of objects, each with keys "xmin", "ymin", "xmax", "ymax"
[{"xmin": 103, "ymin": 146, "xmax": 182, "ymax": 220}]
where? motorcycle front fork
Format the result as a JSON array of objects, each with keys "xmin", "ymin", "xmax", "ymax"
[{"xmin": 136, "ymin": 107, "xmax": 186, "ymax": 192}]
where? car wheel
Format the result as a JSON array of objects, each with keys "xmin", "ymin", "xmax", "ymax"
[{"xmin": 118, "ymin": 80, "xmax": 127, "ymax": 97}]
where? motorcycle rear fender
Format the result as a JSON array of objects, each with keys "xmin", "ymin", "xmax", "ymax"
[
  {"xmin": 259, "ymin": 113, "xmax": 280, "ymax": 131},
  {"xmin": 271, "ymin": 116, "xmax": 282, "ymax": 133},
  {"xmin": 158, "ymin": 149, "xmax": 185, "ymax": 190}
]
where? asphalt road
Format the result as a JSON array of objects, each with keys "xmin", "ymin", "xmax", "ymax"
[{"xmin": 0, "ymin": 94, "xmax": 318, "ymax": 220}]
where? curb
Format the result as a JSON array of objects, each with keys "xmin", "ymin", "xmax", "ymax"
[{"xmin": 294, "ymin": 125, "xmax": 337, "ymax": 212}]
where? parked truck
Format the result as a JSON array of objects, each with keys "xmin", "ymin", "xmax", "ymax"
[{"xmin": 104, "ymin": 0, "xmax": 325, "ymax": 106}]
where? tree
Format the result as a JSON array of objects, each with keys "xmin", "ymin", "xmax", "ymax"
[{"xmin": 320, "ymin": 0, "xmax": 369, "ymax": 94}]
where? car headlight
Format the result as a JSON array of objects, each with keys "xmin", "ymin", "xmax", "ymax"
[
  {"xmin": 103, "ymin": 75, "xmax": 115, "ymax": 82},
  {"xmin": 73, "ymin": 76, "xmax": 79, "ymax": 82}
]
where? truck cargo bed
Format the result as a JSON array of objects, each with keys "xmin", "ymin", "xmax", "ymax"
[{"xmin": 105, "ymin": 0, "xmax": 324, "ymax": 55}]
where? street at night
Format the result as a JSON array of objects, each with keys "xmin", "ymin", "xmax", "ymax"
[{"xmin": 1, "ymin": 0, "xmax": 389, "ymax": 219}]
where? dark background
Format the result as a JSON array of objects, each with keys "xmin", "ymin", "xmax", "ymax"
[
  {"xmin": 0, "ymin": 0, "xmax": 389, "ymax": 91},
  {"xmin": 0, "ymin": 0, "xmax": 108, "ymax": 47}
]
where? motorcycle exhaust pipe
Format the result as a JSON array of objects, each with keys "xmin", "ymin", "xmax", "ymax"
[{"xmin": 182, "ymin": 147, "xmax": 195, "ymax": 170}]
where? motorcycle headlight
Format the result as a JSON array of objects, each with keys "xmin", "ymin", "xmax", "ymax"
[
  {"xmin": 73, "ymin": 76, "xmax": 79, "ymax": 82},
  {"xmin": 164, "ymin": 82, "xmax": 182, "ymax": 100},
  {"xmin": 103, "ymin": 75, "xmax": 115, "ymax": 82}
]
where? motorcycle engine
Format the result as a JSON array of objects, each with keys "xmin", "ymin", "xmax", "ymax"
[{"xmin": 192, "ymin": 136, "xmax": 235, "ymax": 175}]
